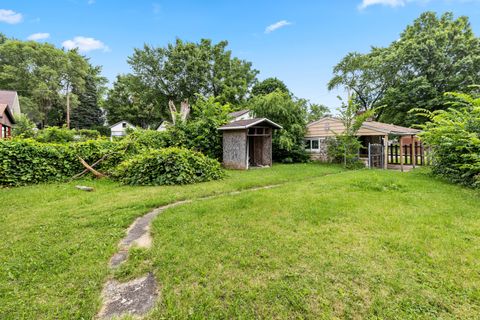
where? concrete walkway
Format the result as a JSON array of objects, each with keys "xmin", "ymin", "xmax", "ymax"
[{"xmin": 98, "ymin": 184, "xmax": 280, "ymax": 319}]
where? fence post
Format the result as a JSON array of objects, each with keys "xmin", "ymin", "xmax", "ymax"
[{"xmin": 411, "ymin": 135, "xmax": 416, "ymax": 169}]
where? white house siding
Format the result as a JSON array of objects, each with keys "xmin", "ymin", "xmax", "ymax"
[{"xmin": 109, "ymin": 121, "xmax": 135, "ymax": 139}]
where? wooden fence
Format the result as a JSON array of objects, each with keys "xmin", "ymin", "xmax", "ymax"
[{"xmin": 387, "ymin": 143, "xmax": 425, "ymax": 165}]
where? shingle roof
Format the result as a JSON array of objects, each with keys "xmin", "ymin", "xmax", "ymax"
[
  {"xmin": 0, "ymin": 91, "xmax": 17, "ymax": 110},
  {"xmin": 307, "ymin": 117, "xmax": 420, "ymax": 136},
  {"xmin": 362, "ymin": 121, "xmax": 421, "ymax": 135},
  {"xmin": 218, "ymin": 118, "xmax": 282, "ymax": 130},
  {"xmin": 0, "ymin": 104, "xmax": 16, "ymax": 124},
  {"xmin": 228, "ymin": 109, "xmax": 250, "ymax": 118}
]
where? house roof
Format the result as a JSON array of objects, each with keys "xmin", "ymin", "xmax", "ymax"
[
  {"xmin": 228, "ymin": 109, "xmax": 251, "ymax": 118},
  {"xmin": 218, "ymin": 118, "xmax": 283, "ymax": 130},
  {"xmin": 307, "ymin": 116, "xmax": 420, "ymax": 136},
  {"xmin": 0, "ymin": 104, "xmax": 16, "ymax": 124},
  {"xmin": 362, "ymin": 121, "xmax": 421, "ymax": 135},
  {"xmin": 0, "ymin": 90, "xmax": 17, "ymax": 110},
  {"xmin": 108, "ymin": 120, "xmax": 135, "ymax": 129}
]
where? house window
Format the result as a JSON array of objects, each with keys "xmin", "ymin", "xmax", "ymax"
[
  {"xmin": 122, "ymin": 122, "xmax": 127, "ymax": 128},
  {"xmin": 305, "ymin": 138, "xmax": 323, "ymax": 152},
  {"xmin": 305, "ymin": 139, "xmax": 311, "ymax": 150}
]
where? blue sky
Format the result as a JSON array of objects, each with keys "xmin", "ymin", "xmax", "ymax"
[{"xmin": 1, "ymin": 0, "xmax": 480, "ymax": 109}]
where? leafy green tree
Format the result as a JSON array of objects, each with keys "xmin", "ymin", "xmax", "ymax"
[
  {"xmin": 248, "ymin": 90, "xmax": 308, "ymax": 162},
  {"xmin": 126, "ymin": 39, "xmax": 258, "ymax": 118},
  {"xmin": 328, "ymin": 49, "xmax": 395, "ymax": 115},
  {"xmin": 71, "ymin": 66, "xmax": 107, "ymax": 129},
  {"xmin": 330, "ymin": 12, "xmax": 480, "ymax": 126},
  {"xmin": 416, "ymin": 90, "xmax": 480, "ymax": 188},
  {"xmin": 11, "ymin": 114, "xmax": 36, "ymax": 138},
  {"xmin": 0, "ymin": 38, "xmax": 91, "ymax": 127},
  {"xmin": 251, "ymin": 77, "xmax": 289, "ymax": 96},
  {"xmin": 382, "ymin": 12, "xmax": 480, "ymax": 125},
  {"xmin": 170, "ymin": 96, "xmax": 231, "ymax": 159},
  {"xmin": 307, "ymin": 103, "xmax": 330, "ymax": 123},
  {"xmin": 103, "ymin": 74, "xmax": 164, "ymax": 128}
]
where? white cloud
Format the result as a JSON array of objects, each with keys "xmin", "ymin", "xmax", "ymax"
[
  {"xmin": 265, "ymin": 20, "xmax": 292, "ymax": 34},
  {"xmin": 0, "ymin": 9, "xmax": 23, "ymax": 24},
  {"xmin": 62, "ymin": 36, "xmax": 109, "ymax": 52},
  {"xmin": 152, "ymin": 3, "xmax": 161, "ymax": 14},
  {"xmin": 358, "ymin": 0, "xmax": 406, "ymax": 9},
  {"xmin": 27, "ymin": 32, "xmax": 50, "ymax": 41}
]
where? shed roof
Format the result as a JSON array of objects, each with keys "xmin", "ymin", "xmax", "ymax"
[
  {"xmin": 218, "ymin": 118, "xmax": 282, "ymax": 130},
  {"xmin": 228, "ymin": 109, "xmax": 251, "ymax": 118},
  {"xmin": 0, "ymin": 104, "xmax": 16, "ymax": 124}
]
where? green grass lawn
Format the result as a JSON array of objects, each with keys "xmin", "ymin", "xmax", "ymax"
[
  {"xmin": 0, "ymin": 163, "xmax": 342, "ymax": 319},
  {"xmin": 1, "ymin": 164, "xmax": 480, "ymax": 319}
]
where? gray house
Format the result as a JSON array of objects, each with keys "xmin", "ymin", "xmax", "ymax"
[{"xmin": 218, "ymin": 118, "xmax": 282, "ymax": 170}]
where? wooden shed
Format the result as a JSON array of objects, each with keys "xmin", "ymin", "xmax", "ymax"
[
  {"xmin": 305, "ymin": 117, "xmax": 422, "ymax": 170},
  {"xmin": 218, "ymin": 118, "xmax": 282, "ymax": 170}
]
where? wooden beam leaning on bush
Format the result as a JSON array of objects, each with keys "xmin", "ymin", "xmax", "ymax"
[{"xmin": 78, "ymin": 157, "xmax": 106, "ymax": 178}]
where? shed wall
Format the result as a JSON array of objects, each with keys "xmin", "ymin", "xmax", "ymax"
[
  {"xmin": 261, "ymin": 134, "xmax": 272, "ymax": 166},
  {"xmin": 222, "ymin": 130, "xmax": 247, "ymax": 169}
]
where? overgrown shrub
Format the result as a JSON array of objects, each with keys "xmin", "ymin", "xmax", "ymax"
[
  {"xmin": 11, "ymin": 114, "xmax": 36, "ymax": 138},
  {"xmin": 34, "ymin": 126, "xmax": 103, "ymax": 143},
  {"xmin": 122, "ymin": 97, "xmax": 230, "ymax": 159},
  {"xmin": 114, "ymin": 147, "xmax": 224, "ymax": 186},
  {"xmin": 417, "ymin": 91, "xmax": 480, "ymax": 188},
  {"xmin": 0, "ymin": 139, "xmax": 122, "ymax": 186}
]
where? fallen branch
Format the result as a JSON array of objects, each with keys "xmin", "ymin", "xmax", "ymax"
[
  {"xmin": 71, "ymin": 154, "xmax": 110, "ymax": 180},
  {"xmin": 78, "ymin": 157, "xmax": 106, "ymax": 178}
]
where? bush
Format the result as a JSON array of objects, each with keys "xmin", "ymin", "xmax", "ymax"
[
  {"xmin": 11, "ymin": 114, "xmax": 36, "ymax": 138},
  {"xmin": 114, "ymin": 147, "xmax": 224, "ymax": 186},
  {"xmin": 418, "ymin": 92, "xmax": 480, "ymax": 188},
  {"xmin": 0, "ymin": 139, "xmax": 122, "ymax": 186},
  {"xmin": 35, "ymin": 126, "xmax": 76, "ymax": 143},
  {"xmin": 33, "ymin": 126, "xmax": 103, "ymax": 143}
]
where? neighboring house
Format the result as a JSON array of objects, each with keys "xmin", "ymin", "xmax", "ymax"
[
  {"xmin": 0, "ymin": 90, "xmax": 21, "ymax": 115},
  {"xmin": 156, "ymin": 121, "xmax": 171, "ymax": 132},
  {"xmin": 228, "ymin": 109, "xmax": 253, "ymax": 122},
  {"xmin": 0, "ymin": 104, "xmax": 16, "ymax": 139},
  {"xmin": 305, "ymin": 117, "xmax": 421, "ymax": 169},
  {"xmin": 109, "ymin": 121, "xmax": 135, "ymax": 140},
  {"xmin": 218, "ymin": 118, "xmax": 282, "ymax": 170}
]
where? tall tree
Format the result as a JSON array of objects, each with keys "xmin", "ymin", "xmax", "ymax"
[
  {"xmin": 71, "ymin": 65, "xmax": 107, "ymax": 129},
  {"xmin": 328, "ymin": 48, "xmax": 396, "ymax": 115},
  {"xmin": 248, "ymin": 90, "xmax": 308, "ymax": 162},
  {"xmin": 381, "ymin": 12, "xmax": 480, "ymax": 125},
  {"xmin": 0, "ymin": 38, "xmax": 91, "ymax": 127},
  {"xmin": 307, "ymin": 103, "xmax": 330, "ymax": 123},
  {"xmin": 251, "ymin": 77, "xmax": 289, "ymax": 96},
  {"xmin": 123, "ymin": 38, "xmax": 258, "ymax": 125},
  {"xmin": 103, "ymin": 74, "xmax": 164, "ymax": 128},
  {"xmin": 329, "ymin": 12, "xmax": 480, "ymax": 126}
]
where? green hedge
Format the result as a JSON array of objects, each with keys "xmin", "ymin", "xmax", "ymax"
[
  {"xmin": 0, "ymin": 139, "xmax": 123, "ymax": 186},
  {"xmin": 114, "ymin": 147, "xmax": 224, "ymax": 186}
]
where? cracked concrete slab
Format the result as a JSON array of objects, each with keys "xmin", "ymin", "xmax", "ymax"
[{"xmin": 97, "ymin": 273, "xmax": 158, "ymax": 319}]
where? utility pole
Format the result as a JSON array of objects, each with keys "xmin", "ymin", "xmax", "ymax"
[{"xmin": 66, "ymin": 91, "xmax": 70, "ymax": 129}]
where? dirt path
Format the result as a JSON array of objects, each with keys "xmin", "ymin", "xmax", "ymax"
[{"xmin": 98, "ymin": 184, "xmax": 280, "ymax": 319}]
